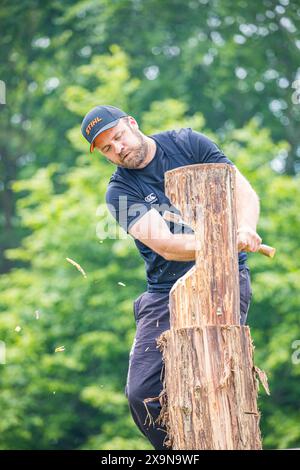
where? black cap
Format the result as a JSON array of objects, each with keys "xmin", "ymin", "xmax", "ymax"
[{"xmin": 81, "ymin": 105, "xmax": 128, "ymax": 152}]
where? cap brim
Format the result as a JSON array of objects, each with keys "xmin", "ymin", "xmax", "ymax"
[{"xmin": 90, "ymin": 119, "xmax": 121, "ymax": 153}]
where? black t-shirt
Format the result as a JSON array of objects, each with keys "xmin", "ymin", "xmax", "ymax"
[{"xmin": 106, "ymin": 128, "xmax": 247, "ymax": 292}]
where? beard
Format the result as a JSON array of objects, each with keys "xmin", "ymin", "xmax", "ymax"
[{"xmin": 118, "ymin": 128, "xmax": 149, "ymax": 169}]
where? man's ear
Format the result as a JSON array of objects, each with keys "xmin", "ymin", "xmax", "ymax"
[{"xmin": 128, "ymin": 116, "xmax": 139, "ymax": 129}]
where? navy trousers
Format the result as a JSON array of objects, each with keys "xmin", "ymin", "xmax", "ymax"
[{"xmin": 125, "ymin": 266, "xmax": 252, "ymax": 450}]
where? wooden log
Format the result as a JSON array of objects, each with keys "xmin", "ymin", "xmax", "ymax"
[
  {"xmin": 158, "ymin": 326, "xmax": 262, "ymax": 450},
  {"xmin": 165, "ymin": 163, "xmax": 240, "ymax": 328},
  {"xmin": 155, "ymin": 163, "xmax": 267, "ymax": 450}
]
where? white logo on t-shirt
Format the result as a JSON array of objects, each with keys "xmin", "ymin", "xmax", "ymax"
[{"xmin": 145, "ymin": 193, "xmax": 158, "ymax": 203}]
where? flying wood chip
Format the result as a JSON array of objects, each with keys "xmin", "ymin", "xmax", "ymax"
[{"xmin": 66, "ymin": 257, "xmax": 87, "ymax": 278}]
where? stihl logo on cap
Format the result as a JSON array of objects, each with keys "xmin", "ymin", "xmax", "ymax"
[{"xmin": 86, "ymin": 117, "xmax": 102, "ymax": 135}]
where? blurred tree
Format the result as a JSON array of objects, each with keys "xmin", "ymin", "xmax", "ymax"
[
  {"xmin": 0, "ymin": 0, "xmax": 87, "ymax": 272},
  {"xmin": 60, "ymin": 0, "xmax": 299, "ymax": 173}
]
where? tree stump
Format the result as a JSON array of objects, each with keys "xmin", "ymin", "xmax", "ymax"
[{"xmin": 157, "ymin": 163, "xmax": 268, "ymax": 450}]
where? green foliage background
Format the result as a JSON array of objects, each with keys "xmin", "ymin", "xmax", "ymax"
[{"xmin": 0, "ymin": 0, "xmax": 299, "ymax": 449}]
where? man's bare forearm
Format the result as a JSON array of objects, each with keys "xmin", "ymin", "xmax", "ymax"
[
  {"xmin": 236, "ymin": 190, "xmax": 260, "ymax": 231},
  {"xmin": 162, "ymin": 233, "xmax": 196, "ymax": 261},
  {"xmin": 235, "ymin": 169, "xmax": 260, "ymax": 231},
  {"xmin": 235, "ymin": 169, "xmax": 262, "ymax": 251}
]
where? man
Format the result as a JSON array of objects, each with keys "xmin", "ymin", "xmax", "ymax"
[{"xmin": 81, "ymin": 105, "xmax": 262, "ymax": 450}]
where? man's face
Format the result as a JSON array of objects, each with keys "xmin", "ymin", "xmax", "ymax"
[{"xmin": 93, "ymin": 117, "xmax": 148, "ymax": 169}]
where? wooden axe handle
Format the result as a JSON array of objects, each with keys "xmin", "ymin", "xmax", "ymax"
[{"xmin": 258, "ymin": 244, "xmax": 276, "ymax": 258}]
